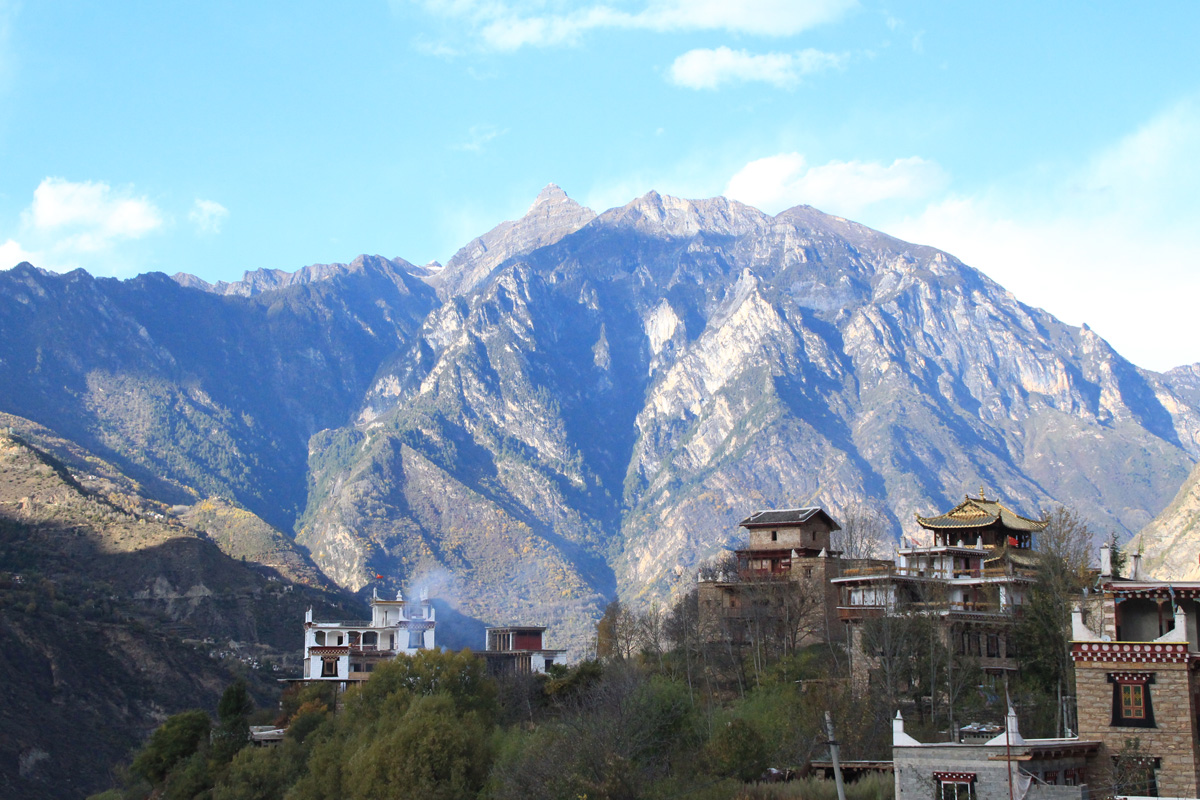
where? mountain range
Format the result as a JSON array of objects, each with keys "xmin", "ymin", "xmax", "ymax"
[
  {"xmin": 3, "ymin": 185, "xmax": 1200, "ymax": 657},
  {"xmin": 0, "ymin": 411, "xmax": 362, "ymax": 798}
]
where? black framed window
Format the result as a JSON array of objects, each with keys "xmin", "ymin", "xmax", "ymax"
[
  {"xmin": 934, "ymin": 772, "xmax": 976, "ymax": 800},
  {"xmin": 1109, "ymin": 673, "xmax": 1156, "ymax": 728}
]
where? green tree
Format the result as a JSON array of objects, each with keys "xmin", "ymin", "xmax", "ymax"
[
  {"xmin": 343, "ymin": 693, "xmax": 492, "ymax": 800},
  {"xmin": 213, "ymin": 679, "xmax": 255, "ymax": 763},
  {"xmin": 162, "ymin": 750, "xmax": 214, "ymax": 800},
  {"xmin": 1108, "ymin": 531, "xmax": 1129, "ymax": 578},
  {"xmin": 130, "ymin": 709, "xmax": 212, "ymax": 785},
  {"xmin": 343, "ymin": 648, "xmax": 496, "ymax": 723},
  {"xmin": 706, "ymin": 718, "xmax": 769, "ymax": 782},
  {"xmin": 213, "ymin": 739, "xmax": 307, "ymax": 800},
  {"xmin": 1015, "ymin": 506, "xmax": 1093, "ymax": 736}
]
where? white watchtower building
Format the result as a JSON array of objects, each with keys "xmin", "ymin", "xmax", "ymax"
[{"xmin": 302, "ymin": 589, "xmax": 436, "ymax": 684}]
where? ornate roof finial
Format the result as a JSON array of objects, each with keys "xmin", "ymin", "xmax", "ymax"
[{"xmin": 979, "ymin": 484, "xmax": 986, "ymax": 500}]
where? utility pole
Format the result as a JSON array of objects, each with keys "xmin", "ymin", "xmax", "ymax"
[
  {"xmin": 825, "ymin": 710, "xmax": 847, "ymax": 800},
  {"xmin": 1004, "ymin": 678, "xmax": 1014, "ymax": 800}
]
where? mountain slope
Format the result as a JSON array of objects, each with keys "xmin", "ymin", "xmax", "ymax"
[
  {"xmin": 1133, "ymin": 460, "xmax": 1200, "ymax": 580},
  {"xmin": 296, "ymin": 190, "xmax": 1199, "ymax": 652},
  {"xmin": 2, "ymin": 187, "xmax": 1198, "ymax": 656},
  {"xmin": 429, "ymin": 183, "xmax": 597, "ymax": 298},
  {"xmin": 0, "ymin": 255, "xmax": 438, "ymax": 530},
  {"xmin": 0, "ymin": 421, "xmax": 360, "ymax": 799}
]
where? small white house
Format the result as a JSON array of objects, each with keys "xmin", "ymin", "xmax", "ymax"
[{"xmin": 302, "ymin": 588, "xmax": 436, "ymax": 684}]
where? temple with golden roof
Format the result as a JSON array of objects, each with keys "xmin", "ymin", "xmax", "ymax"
[
  {"xmin": 916, "ymin": 494, "xmax": 1048, "ymax": 550},
  {"xmin": 834, "ymin": 493, "xmax": 1047, "ymax": 684}
]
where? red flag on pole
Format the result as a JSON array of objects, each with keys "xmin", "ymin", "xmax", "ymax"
[{"xmin": 1007, "ymin": 536, "xmax": 1018, "ymax": 547}]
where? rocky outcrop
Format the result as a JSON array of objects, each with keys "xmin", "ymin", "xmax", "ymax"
[
  {"xmin": 299, "ymin": 189, "xmax": 1199, "ymax": 652},
  {"xmin": 0, "ymin": 418, "xmax": 359, "ymax": 799},
  {"xmin": 1133, "ymin": 460, "xmax": 1200, "ymax": 580},
  {"xmin": 0, "ymin": 256, "xmax": 438, "ymax": 530},
  {"xmin": 3, "ymin": 187, "xmax": 1199, "ymax": 657},
  {"xmin": 429, "ymin": 183, "xmax": 596, "ymax": 298},
  {"xmin": 172, "ymin": 253, "xmax": 432, "ymax": 296}
]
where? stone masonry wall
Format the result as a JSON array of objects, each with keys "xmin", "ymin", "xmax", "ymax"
[
  {"xmin": 894, "ymin": 746, "xmax": 1086, "ymax": 800},
  {"xmin": 1073, "ymin": 658, "xmax": 1200, "ymax": 798}
]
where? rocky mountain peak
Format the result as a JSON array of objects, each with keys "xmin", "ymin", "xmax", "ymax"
[
  {"xmin": 171, "ymin": 255, "xmax": 428, "ymax": 297},
  {"xmin": 600, "ymin": 190, "xmax": 768, "ymax": 239},
  {"xmin": 431, "ymin": 185, "xmax": 597, "ymax": 297},
  {"xmin": 529, "ymin": 182, "xmax": 571, "ymax": 210}
]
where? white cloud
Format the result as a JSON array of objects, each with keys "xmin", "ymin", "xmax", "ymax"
[
  {"xmin": 725, "ymin": 153, "xmax": 947, "ymax": 216},
  {"xmin": 0, "ymin": 238, "xmax": 38, "ymax": 268},
  {"xmin": 669, "ymin": 46, "xmax": 845, "ymax": 89},
  {"xmin": 884, "ymin": 98, "xmax": 1200, "ymax": 372},
  {"xmin": 26, "ymin": 177, "xmax": 163, "ymax": 252},
  {"xmin": 451, "ymin": 123, "xmax": 508, "ymax": 153},
  {"xmin": 418, "ymin": 0, "xmax": 857, "ymax": 50},
  {"xmin": 189, "ymin": 199, "xmax": 229, "ymax": 235},
  {"xmin": 712, "ymin": 101, "xmax": 1200, "ymax": 370},
  {"xmin": 1, "ymin": 177, "xmax": 166, "ymax": 275}
]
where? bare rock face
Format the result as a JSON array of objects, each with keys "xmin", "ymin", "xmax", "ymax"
[
  {"xmin": 0, "ymin": 419, "xmax": 358, "ymax": 800},
  {"xmin": 0, "ymin": 256, "xmax": 438, "ymax": 531},
  {"xmin": 430, "ymin": 183, "xmax": 597, "ymax": 297},
  {"xmin": 3, "ymin": 186, "xmax": 1199, "ymax": 658},
  {"xmin": 299, "ymin": 189, "xmax": 1199, "ymax": 654},
  {"xmin": 172, "ymin": 254, "xmax": 431, "ymax": 296},
  {"xmin": 1133, "ymin": 460, "xmax": 1200, "ymax": 580}
]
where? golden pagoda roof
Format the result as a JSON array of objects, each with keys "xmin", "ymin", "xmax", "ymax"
[
  {"xmin": 916, "ymin": 496, "xmax": 1047, "ymax": 533},
  {"xmin": 984, "ymin": 546, "xmax": 1041, "ymax": 568}
]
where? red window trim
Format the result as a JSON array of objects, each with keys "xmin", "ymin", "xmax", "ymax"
[{"xmin": 933, "ymin": 772, "xmax": 977, "ymax": 782}]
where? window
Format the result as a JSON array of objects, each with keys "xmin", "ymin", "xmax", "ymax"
[
  {"xmin": 321, "ymin": 658, "xmax": 338, "ymax": 677},
  {"xmin": 1109, "ymin": 673, "xmax": 1156, "ymax": 727},
  {"xmin": 771, "ymin": 530, "xmax": 778, "ymax": 541},
  {"xmin": 933, "ymin": 772, "xmax": 975, "ymax": 800},
  {"xmin": 940, "ymin": 782, "xmax": 972, "ymax": 800},
  {"xmin": 1121, "ymin": 684, "xmax": 1146, "ymax": 719},
  {"xmin": 987, "ymin": 634, "xmax": 1000, "ymax": 658},
  {"xmin": 1112, "ymin": 754, "xmax": 1159, "ymax": 797}
]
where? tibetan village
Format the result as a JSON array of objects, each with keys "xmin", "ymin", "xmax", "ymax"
[{"xmin": 207, "ymin": 494, "xmax": 1200, "ymax": 800}]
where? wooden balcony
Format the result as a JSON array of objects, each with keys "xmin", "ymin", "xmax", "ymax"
[
  {"xmin": 837, "ymin": 565, "xmax": 1035, "ymax": 580},
  {"xmin": 837, "ymin": 605, "xmax": 885, "ymax": 621}
]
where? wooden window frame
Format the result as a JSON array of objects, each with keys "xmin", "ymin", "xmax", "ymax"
[
  {"xmin": 933, "ymin": 772, "xmax": 976, "ymax": 800},
  {"xmin": 1109, "ymin": 672, "xmax": 1156, "ymax": 728}
]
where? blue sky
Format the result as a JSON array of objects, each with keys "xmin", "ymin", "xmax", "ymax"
[{"xmin": 1, "ymin": 1, "xmax": 1198, "ymax": 370}]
